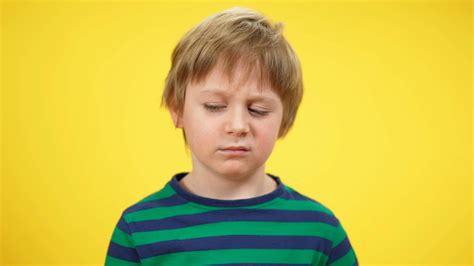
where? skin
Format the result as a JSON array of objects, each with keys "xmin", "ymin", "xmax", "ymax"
[{"xmin": 170, "ymin": 61, "xmax": 284, "ymax": 200}]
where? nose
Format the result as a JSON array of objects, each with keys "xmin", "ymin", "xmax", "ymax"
[{"xmin": 225, "ymin": 106, "xmax": 250, "ymax": 136}]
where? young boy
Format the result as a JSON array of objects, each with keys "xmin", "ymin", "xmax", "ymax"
[{"xmin": 106, "ymin": 7, "xmax": 358, "ymax": 266}]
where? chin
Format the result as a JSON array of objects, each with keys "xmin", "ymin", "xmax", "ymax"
[
  {"xmin": 216, "ymin": 165, "xmax": 259, "ymax": 179},
  {"xmin": 214, "ymin": 167, "xmax": 246, "ymax": 178}
]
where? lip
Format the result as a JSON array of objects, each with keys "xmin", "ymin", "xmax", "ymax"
[
  {"xmin": 222, "ymin": 146, "xmax": 250, "ymax": 151},
  {"xmin": 219, "ymin": 146, "xmax": 250, "ymax": 156}
]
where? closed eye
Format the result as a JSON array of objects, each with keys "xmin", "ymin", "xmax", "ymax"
[
  {"xmin": 249, "ymin": 108, "xmax": 269, "ymax": 116},
  {"xmin": 204, "ymin": 104, "xmax": 226, "ymax": 112},
  {"xmin": 203, "ymin": 104, "xmax": 270, "ymax": 117}
]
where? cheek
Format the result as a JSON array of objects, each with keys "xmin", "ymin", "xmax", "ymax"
[
  {"xmin": 254, "ymin": 120, "xmax": 280, "ymax": 148},
  {"xmin": 185, "ymin": 117, "xmax": 220, "ymax": 148}
]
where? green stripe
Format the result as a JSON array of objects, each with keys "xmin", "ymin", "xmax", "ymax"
[
  {"xmin": 105, "ymin": 255, "xmax": 140, "ymax": 266},
  {"xmin": 270, "ymin": 198, "xmax": 333, "ymax": 214},
  {"xmin": 329, "ymin": 248, "xmax": 357, "ymax": 266},
  {"xmin": 141, "ymin": 248, "xmax": 327, "ymax": 265},
  {"xmin": 133, "ymin": 221, "xmax": 335, "ymax": 245},
  {"xmin": 137, "ymin": 185, "xmax": 176, "ymax": 204},
  {"xmin": 332, "ymin": 225, "xmax": 346, "ymax": 248},
  {"xmin": 127, "ymin": 202, "xmax": 211, "ymax": 221},
  {"xmin": 111, "ymin": 227, "xmax": 134, "ymax": 248},
  {"xmin": 283, "ymin": 185, "xmax": 296, "ymax": 193},
  {"xmin": 126, "ymin": 198, "xmax": 334, "ymax": 222}
]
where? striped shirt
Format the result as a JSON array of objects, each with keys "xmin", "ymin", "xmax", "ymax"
[{"xmin": 105, "ymin": 172, "xmax": 358, "ymax": 266}]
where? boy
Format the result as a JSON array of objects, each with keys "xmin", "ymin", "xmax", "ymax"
[{"xmin": 106, "ymin": 7, "xmax": 358, "ymax": 266}]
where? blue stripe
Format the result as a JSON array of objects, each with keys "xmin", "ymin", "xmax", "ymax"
[
  {"xmin": 281, "ymin": 190, "xmax": 320, "ymax": 203},
  {"xmin": 137, "ymin": 235, "xmax": 332, "ymax": 258},
  {"xmin": 131, "ymin": 209, "xmax": 338, "ymax": 232},
  {"xmin": 126, "ymin": 190, "xmax": 318, "ymax": 215},
  {"xmin": 126, "ymin": 194, "xmax": 188, "ymax": 213},
  {"xmin": 117, "ymin": 216, "xmax": 132, "ymax": 235},
  {"xmin": 327, "ymin": 236, "xmax": 351, "ymax": 264},
  {"xmin": 107, "ymin": 242, "xmax": 140, "ymax": 262}
]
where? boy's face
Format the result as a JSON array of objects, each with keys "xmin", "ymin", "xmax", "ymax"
[{"xmin": 170, "ymin": 61, "xmax": 283, "ymax": 179}]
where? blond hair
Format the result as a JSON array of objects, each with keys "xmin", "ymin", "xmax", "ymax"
[{"xmin": 161, "ymin": 7, "xmax": 303, "ymax": 144}]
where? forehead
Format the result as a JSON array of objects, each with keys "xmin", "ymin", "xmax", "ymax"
[{"xmin": 188, "ymin": 61, "xmax": 280, "ymax": 103}]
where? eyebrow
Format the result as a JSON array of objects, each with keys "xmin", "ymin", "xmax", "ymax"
[{"xmin": 200, "ymin": 89, "xmax": 278, "ymax": 105}]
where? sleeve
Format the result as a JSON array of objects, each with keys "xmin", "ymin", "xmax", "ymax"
[
  {"xmin": 105, "ymin": 213, "xmax": 141, "ymax": 266},
  {"xmin": 326, "ymin": 217, "xmax": 359, "ymax": 266}
]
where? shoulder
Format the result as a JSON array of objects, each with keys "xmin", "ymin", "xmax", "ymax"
[
  {"xmin": 120, "ymin": 183, "xmax": 179, "ymax": 222},
  {"xmin": 281, "ymin": 185, "xmax": 355, "ymax": 250},
  {"xmin": 282, "ymin": 184, "xmax": 338, "ymax": 218},
  {"xmin": 280, "ymin": 184, "xmax": 349, "ymax": 235}
]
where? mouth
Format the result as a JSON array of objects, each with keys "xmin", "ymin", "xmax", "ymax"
[{"xmin": 219, "ymin": 146, "xmax": 250, "ymax": 156}]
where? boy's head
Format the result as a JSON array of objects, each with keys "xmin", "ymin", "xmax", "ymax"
[{"xmin": 160, "ymin": 7, "xmax": 303, "ymax": 177}]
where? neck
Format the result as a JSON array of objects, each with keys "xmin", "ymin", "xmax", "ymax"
[{"xmin": 179, "ymin": 167, "xmax": 277, "ymax": 200}]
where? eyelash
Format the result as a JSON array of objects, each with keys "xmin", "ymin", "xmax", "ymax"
[{"xmin": 204, "ymin": 104, "xmax": 269, "ymax": 116}]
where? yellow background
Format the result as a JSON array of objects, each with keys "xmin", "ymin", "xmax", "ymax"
[{"xmin": 2, "ymin": 0, "xmax": 472, "ymax": 265}]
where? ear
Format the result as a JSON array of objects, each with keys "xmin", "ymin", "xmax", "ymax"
[{"xmin": 169, "ymin": 107, "xmax": 184, "ymax": 128}]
